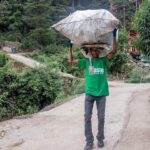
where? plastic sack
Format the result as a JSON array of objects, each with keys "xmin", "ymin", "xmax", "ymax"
[{"xmin": 52, "ymin": 9, "xmax": 119, "ymax": 47}]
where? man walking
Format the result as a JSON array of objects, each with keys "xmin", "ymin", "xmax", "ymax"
[{"xmin": 68, "ymin": 29, "xmax": 117, "ymax": 150}]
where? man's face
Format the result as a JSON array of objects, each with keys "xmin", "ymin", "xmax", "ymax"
[{"xmin": 90, "ymin": 48, "xmax": 104, "ymax": 58}]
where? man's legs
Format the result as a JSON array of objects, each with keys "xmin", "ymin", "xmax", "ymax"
[
  {"xmin": 84, "ymin": 95, "xmax": 95, "ymax": 144},
  {"xmin": 96, "ymin": 96, "xmax": 106, "ymax": 144}
]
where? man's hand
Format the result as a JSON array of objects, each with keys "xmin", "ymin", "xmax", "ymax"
[
  {"xmin": 113, "ymin": 28, "xmax": 118, "ymax": 37},
  {"xmin": 68, "ymin": 40, "xmax": 73, "ymax": 49}
]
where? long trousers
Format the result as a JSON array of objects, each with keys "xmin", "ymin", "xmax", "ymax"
[{"xmin": 84, "ymin": 94, "xmax": 106, "ymax": 143}]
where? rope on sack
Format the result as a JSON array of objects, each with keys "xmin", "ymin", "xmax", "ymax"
[
  {"xmin": 89, "ymin": 56, "xmax": 94, "ymax": 74},
  {"xmin": 81, "ymin": 49, "xmax": 88, "ymax": 58},
  {"xmin": 89, "ymin": 57, "xmax": 92, "ymax": 66},
  {"xmin": 81, "ymin": 49, "xmax": 93, "ymax": 74}
]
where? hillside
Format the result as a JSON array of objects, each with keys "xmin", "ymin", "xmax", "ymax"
[
  {"xmin": 0, "ymin": 0, "xmax": 150, "ymax": 121},
  {"xmin": 0, "ymin": 0, "xmax": 137, "ymax": 49}
]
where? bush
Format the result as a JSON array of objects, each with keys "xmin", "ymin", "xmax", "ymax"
[
  {"xmin": 21, "ymin": 37, "xmax": 39, "ymax": 49},
  {"xmin": 30, "ymin": 46, "xmax": 84, "ymax": 78},
  {"xmin": 0, "ymin": 53, "xmax": 8, "ymax": 67},
  {"xmin": 0, "ymin": 67, "xmax": 63, "ymax": 121},
  {"xmin": 0, "ymin": 68, "xmax": 19, "ymax": 120},
  {"xmin": 109, "ymin": 51, "xmax": 129, "ymax": 74},
  {"xmin": 108, "ymin": 29, "xmax": 130, "ymax": 78},
  {"xmin": 30, "ymin": 50, "xmax": 50, "ymax": 63},
  {"xmin": 117, "ymin": 29, "xmax": 129, "ymax": 51},
  {"xmin": 44, "ymin": 44, "xmax": 65, "ymax": 55},
  {"xmin": 72, "ymin": 79, "xmax": 85, "ymax": 95},
  {"xmin": 128, "ymin": 66, "xmax": 150, "ymax": 83}
]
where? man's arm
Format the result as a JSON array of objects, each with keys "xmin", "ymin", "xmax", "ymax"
[
  {"xmin": 68, "ymin": 41, "xmax": 78, "ymax": 64},
  {"xmin": 108, "ymin": 28, "xmax": 118, "ymax": 59}
]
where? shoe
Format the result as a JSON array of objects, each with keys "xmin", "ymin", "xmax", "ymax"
[
  {"xmin": 84, "ymin": 142, "xmax": 93, "ymax": 150},
  {"xmin": 97, "ymin": 140, "xmax": 104, "ymax": 148}
]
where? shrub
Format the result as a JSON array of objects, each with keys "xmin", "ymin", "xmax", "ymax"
[
  {"xmin": 128, "ymin": 66, "xmax": 150, "ymax": 83},
  {"xmin": 44, "ymin": 44, "xmax": 65, "ymax": 55},
  {"xmin": 5, "ymin": 31, "xmax": 22, "ymax": 41},
  {"xmin": 0, "ymin": 68, "xmax": 19, "ymax": 119},
  {"xmin": 109, "ymin": 51, "xmax": 129, "ymax": 74},
  {"xmin": 108, "ymin": 29, "xmax": 130, "ymax": 78},
  {"xmin": 30, "ymin": 46, "xmax": 84, "ymax": 78},
  {"xmin": 117, "ymin": 29, "xmax": 129, "ymax": 51},
  {"xmin": 133, "ymin": 0, "xmax": 150, "ymax": 56},
  {"xmin": 0, "ymin": 53, "xmax": 8, "ymax": 67},
  {"xmin": 21, "ymin": 37, "xmax": 39, "ymax": 49},
  {"xmin": 0, "ymin": 67, "xmax": 63, "ymax": 121},
  {"xmin": 72, "ymin": 79, "xmax": 85, "ymax": 95}
]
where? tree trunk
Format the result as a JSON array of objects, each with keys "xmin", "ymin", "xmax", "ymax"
[{"xmin": 108, "ymin": 0, "xmax": 115, "ymax": 13}]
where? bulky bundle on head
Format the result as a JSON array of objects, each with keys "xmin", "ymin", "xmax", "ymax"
[{"xmin": 52, "ymin": 9, "xmax": 119, "ymax": 57}]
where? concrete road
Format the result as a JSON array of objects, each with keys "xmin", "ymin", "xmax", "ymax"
[{"xmin": 0, "ymin": 82, "xmax": 150, "ymax": 150}]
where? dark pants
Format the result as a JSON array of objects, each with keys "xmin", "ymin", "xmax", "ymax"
[{"xmin": 84, "ymin": 94, "xmax": 106, "ymax": 143}]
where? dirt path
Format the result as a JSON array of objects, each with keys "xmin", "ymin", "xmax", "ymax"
[
  {"xmin": 7, "ymin": 53, "xmax": 44, "ymax": 68},
  {"xmin": 6, "ymin": 52, "xmax": 76, "ymax": 79},
  {"xmin": 0, "ymin": 82, "xmax": 150, "ymax": 150}
]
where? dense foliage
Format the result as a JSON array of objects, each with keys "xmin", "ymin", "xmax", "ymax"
[
  {"xmin": 0, "ymin": 53, "xmax": 8, "ymax": 67},
  {"xmin": 0, "ymin": 0, "xmax": 149, "ymax": 120},
  {"xmin": 0, "ymin": 66, "xmax": 62, "ymax": 121},
  {"xmin": 136, "ymin": 0, "xmax": 150, "ymax": 56},
  {"xmin": 0, "ymin": 0, "xmax": 138, "ymax": 48},
  {"xmin": 30, "ymin": 45, "xmax": 84, "ymax": 77},
  {"xmin": 129, "ymin": 66, "xmax": 150, "ymax": 83},
  {"xmin": 109, "ymin": 29, "xmax": 129, "ymax": 75},
  {"xmin": 114, "ymin": 0, "xmax": 137, "ymax": 28},
  {"xmin": 0, "ymin": 0, "xmax": 106, "ymax": 47}
]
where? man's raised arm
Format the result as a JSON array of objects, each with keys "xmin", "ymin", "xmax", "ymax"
[
  {"xmin": 68, "ymin": 41, "xmax": 78, "ymax": 64},
  {"xmin": 108, "ymin": 28, "xmax": 118, "ymax": 59}
]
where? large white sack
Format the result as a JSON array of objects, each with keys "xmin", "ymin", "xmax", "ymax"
[{"xmin": 52, "ymin": 9, "xmax": 119, "ymax": 48}]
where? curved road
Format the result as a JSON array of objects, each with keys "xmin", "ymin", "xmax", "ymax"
[{"xmin": 0, "ymin": 82, "xmax": 150, "ymax": 150}]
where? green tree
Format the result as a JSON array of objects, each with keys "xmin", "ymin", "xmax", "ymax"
[
  {"xmin": 136, "ymin": 0, "xmax": 150, "ymax": 56},
  {"xmin": 114, "ymin": 0, "xmax": 136, "ymax": 28}
]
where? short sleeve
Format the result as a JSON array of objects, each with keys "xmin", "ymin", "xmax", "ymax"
[{"xmin": 78, "ymin": 59, "xmax": 87, "ymax": 69}]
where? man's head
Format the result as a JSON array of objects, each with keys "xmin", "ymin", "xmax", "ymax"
[{"xmin": 89, "ymin": 47, "xmax": 104, "ymax": 58}]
